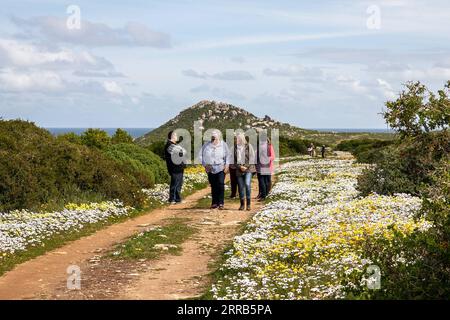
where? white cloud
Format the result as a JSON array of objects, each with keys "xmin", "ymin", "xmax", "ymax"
[
  {"xmin": 183, "ymin": 69, "xmax": 254, "ymax": 81},
  {"xmin": 12, "ymin": 16, "xmax": 171, "ymax": 48},
  {"xmin": 102, "ymin": 81, "xmax": 124, "ymax": 96},
  {"xmin": 72, "ymin": 70, "xmax": 125, "ymax": 78},
  {"xmin": 0, "ymin": 38, "xmax": 113, "ymax": 70},
  {"xmin": 179, "ymin": 32, "xmax": 366, "ymax": 50},
  {"xmin": 377, "ymin": 78, "xmax": 397, "ymax": 100},
  {"xmin": 212, "ymin": 70, "xmax": 254, "ymax": 80},
  {"xmin": 182, "ymin": 69, "xmax": 207, "ymax": 79},
  {"xmin": 0, "ymin": 69, "xmax": 64, "ymax": 92}
]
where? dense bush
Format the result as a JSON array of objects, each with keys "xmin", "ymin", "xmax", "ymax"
[
  {"xmin": 336, "ymin": 139, "xmax": 394, "ymax": 163},
  {"xmin": 0, "ymin": 120, "xmax": 165, "ymax": 211},
  {"xmin": 350, "ymin": 81, "xmax": 450, "ymax": 299},
  {"xmin": 105, "ymin": 143, "xmax": 169, "ymax": 188},
  {"xmin": 147, "ymin": 140, "xmax": 166, "ymax": 159},
  {"xmin": 111, "ymin": 128, "xmax": 134, "ymax": 144},
  {"xmin": 80, "ymin": 128, "xmax": 111, "ymax": 149},
  {"xmin": 356, "ymin": 131, "xmax": 449, "ymax": 196}
]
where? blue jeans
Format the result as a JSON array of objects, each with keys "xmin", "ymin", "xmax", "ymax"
[
  {"xmin": 207, "ymin": 171, "xmax": 225, "ymax": 206},
  {"xmin": 169, "ymin": 172, "xmax": 183, "ymax": 202},
  {"xmin": 237, "ymin": 172, "xmax": 252, "ymax": 200}
]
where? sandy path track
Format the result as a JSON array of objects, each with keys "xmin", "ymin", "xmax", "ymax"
[{"xmin": 0, "ymin": 180, "xmax": 263, "ymax": 300}]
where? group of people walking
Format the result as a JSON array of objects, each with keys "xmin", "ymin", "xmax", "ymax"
[
  {"xmin": 228, "ymin": 133, "xmax": 274, "ymax": 210},
  {"xmin": 308, "ymin": 143, "xmax": 327, "ymax": 158},
  {"xmin": 164, "ymin": 130, "xmax": 275, "ymax": 211}
]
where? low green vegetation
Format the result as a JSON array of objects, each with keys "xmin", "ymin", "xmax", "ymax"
[
  {"xmin": 109, "ymin": 218, "xmax": 196, "ymax": 260},
  {"xmin": 300, "ymin": 131, "xmax": 393, "ymax": 146},
  {"xmin": 105, "ymin": 143, "xmax": 169, "ymax": 188},
  {"xmin": 335, "ymin": 138, "xmax": 395, "ymax": 163},
  {"xmin": 279, "ymin": 136, "xmax": 319, "ymax": 157},
  {"xmin": 0, "ymin": 121, "xmax": 168, "ymax": 212},
  {"xmin": 348, "ymin": 81, "xmax": 450, "ymax": 299}
]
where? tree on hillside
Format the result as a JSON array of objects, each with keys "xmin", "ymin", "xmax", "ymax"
[{"xmin": 112, "ymin": 128, "xmax": 133, "ymax": 144}]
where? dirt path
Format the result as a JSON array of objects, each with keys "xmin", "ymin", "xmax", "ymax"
[{"xmin": 0, "ymin": 180, "xmax": 263, "ymax": 300}]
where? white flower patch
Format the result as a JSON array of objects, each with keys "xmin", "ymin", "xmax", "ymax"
[
  {"xmin": 0, "ymin": 201, "xmax": 130, "ymax": 255},
  {"xmin": 0, "ymin": 169, "xmax": 208, "ymax": 257},
  {"xmin": 211, "ymin": 158, "xmax": 431, "ymax": 300}
]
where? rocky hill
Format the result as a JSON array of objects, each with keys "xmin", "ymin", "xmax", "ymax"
[{"xmin": 136, "ymin": 100, "xmax": 315, "ymax": 145}]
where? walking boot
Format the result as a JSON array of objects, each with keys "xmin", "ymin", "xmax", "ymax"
[
  {"xmin": 246, "ymin": 198, "xmax": 251, "ymax": 211},
  {"xmin": 239, "ymin": 199, "xmax": 245, "ymax": 211}
]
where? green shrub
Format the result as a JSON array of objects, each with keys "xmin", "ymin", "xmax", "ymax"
[
  {"xmin": 336, "ymin": 139, "xmax": 394, "ymax": 163},
  {"xmin": 56, "ymin": 132, "xmax": 82, "ymax": 144},
  {"xmin": 357, "ymin": 131, "xmax": 449, "ymax": 196},
  {"xmin": 105, "ymin": 143, "xmax": 169, "ymax": 188},
  {"xmin": 348, "ymin": 81, "xmax": 450, "ymax": 299},
  {"xmin": 111, "ymin": 128, "xmax": 133, "ymax": 144},
  {"xmin": 0, "ymin": 120, "xmax": 146, "ymax": 211},
  {"xmin": 279, "ymin": 136, "xmax": 317, "ymax": 157},
  {"xmin": 147, "ymin": 140, "xmax": 166, "ymax": 159},
  {"xmin": 80, "ymin": 128, "xmax": 111, "ymax": 149}
]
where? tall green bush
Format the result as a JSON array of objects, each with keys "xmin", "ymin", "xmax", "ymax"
[
  {"xmin": 0, "ymin": 120, "xmax": 147, "ymax": 211},
  {"xmin": 105, "ymin": 143, "xmax": 169, "ymax": 188}
]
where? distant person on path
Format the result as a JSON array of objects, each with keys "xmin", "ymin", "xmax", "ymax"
[
  {"xmin": 321, "ymin": 145, "xmax": 326, "ymax": 158},
  {"xmin": 234, "ymin": 133, "xmax": 256, "ymax": 211},
  {"xmin": 199, "ymin": 130, "xmax": 231, "ymax": 210},
  {"xmin": 228, "ymin": 135, "xmax": 238, "ymax": 199},
  {"xmin": 257, "ymin": 135, "xmax": 275, "ymax": 201},
  {"xmin": 164, "ymin": 131, "xmax": 186, "ymax": 204},
  {"xmin": 308, "ymin": 143, "xmax": 316, "ymax": 157}
]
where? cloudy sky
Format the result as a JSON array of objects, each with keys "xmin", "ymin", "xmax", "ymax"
[{"xmin": 1, "ymin": 0, "xmax": 449, "ymax": 129}]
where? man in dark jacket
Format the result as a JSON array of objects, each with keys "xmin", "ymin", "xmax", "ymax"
[{"xmin": 164, "ymin": 131, "xmax": 186, "ymax": 204}]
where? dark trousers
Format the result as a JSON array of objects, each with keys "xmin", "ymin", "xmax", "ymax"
[
  {"xmin": 257, "ymin": 173, "xmax": 263, "ymax": 198},
  {"xmin": 169, "ymin": 172, "xmax": 183, "ymax": 202},
  {"xmin": 208, "ymin": 171, "xmax": 225, "ymax": 206},
  {"xmin": 259, "ymin": 174, "xmax": 272, "ymax": 199},
  {"xmin": 229, "ymin": 168, "xmax": 238, "ymax": 197}
]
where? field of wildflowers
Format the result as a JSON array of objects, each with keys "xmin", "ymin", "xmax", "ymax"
[
  {"xmin": 142, "ymin": 166, "xmax": 208, "ymax": 205},
  {"xmin": 0, "ymin": 167, "xmax": 208, "ymax": 260},
  {"xmin": 211, "ymin": 157, "xmax": 432, "ymax": 300}
]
